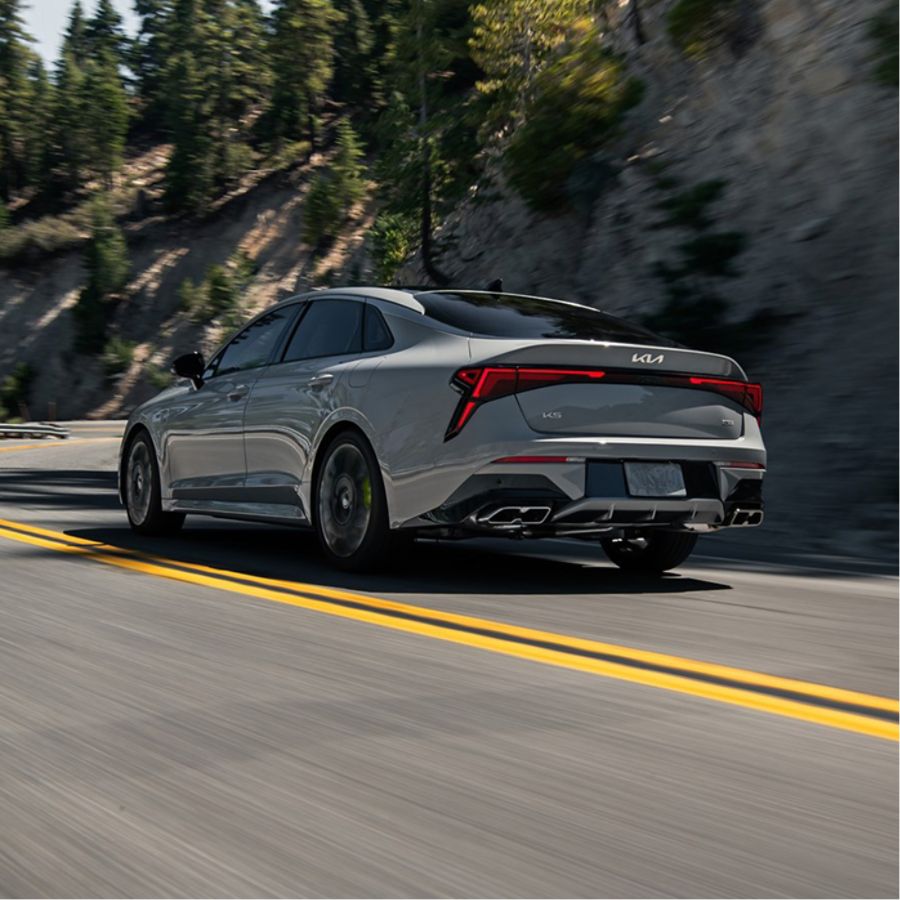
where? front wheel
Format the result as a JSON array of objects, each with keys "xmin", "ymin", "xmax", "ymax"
[
  {"xmin": 124, "ymin": 432, "xmax": 185, "ymax": 536},
  {"xmin": 601, "ymin": 531, "xmax": 697, "ymax": 574},
  {"xmin": 314, "ymin": 431, "xmax": 392, "ymax": 572}
]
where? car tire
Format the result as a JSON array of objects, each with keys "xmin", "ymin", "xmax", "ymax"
[
  {"xmin": 124, "ymin": 431, "xmax": 186, "ymax": 536},
  {"xmin": 314, "ymin": 430, "xmax": 394, "ymax": 572},
  {"xmin": 601, "ymin": 531, "xmax": 697, "ymax": 573}
]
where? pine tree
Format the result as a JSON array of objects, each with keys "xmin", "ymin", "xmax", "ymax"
[
  {"xmin": 131, "ymin": 0, "xmax": 173, "ymax": 130},
  {"xmin": 376, "ymin": 0, "xmax": 479, "ymax": 284},
  {"xmin": 267, "ymin": 0, "xmax": 342, "ymax": 149},
  {"xmin": 331, "ymin": 0, "xmax": 376, "ymax": 111},
  {"xmin": 162, "ymin": 0, "xmax": 214, "ymax": 210},
  {"xmin": 469, "ymin": 0, "xmax": 591, "ymax": 128},
  {"xmin": 21, "ymin": 56, "xmax": 53, "ymax": 189},
  {"xmin": 85, "ymin": 0, "xmax": 126, "ymax": 60},
  {"xmin": 204, "ymin": 0, "xmax": 270, "ymax": 184},
  {"xmin": 332, "ymin": 118, "xmax": 366, "ymax": 205},
  {"xmin": 50, "ymin": 46, "xmax": 88, "ymax": 191},
  {"xmin": 0, "ymin": 0, "xmax": 35, "ymax": 198},
  {"xmin": 82, "ymin": 49, "xmax": 129, "ymax": 186},
  {"xmin": 74, "ymin": 196, "xmax": 130, "ymax": 353},
  {"xmin": 63, "ymin": 0, "xmax": 89, "ymax": 67}
]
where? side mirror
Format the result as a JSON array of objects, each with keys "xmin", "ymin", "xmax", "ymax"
[{"xmin": 171, "ymin": 351, "xmax": 205, "ymax": 388}]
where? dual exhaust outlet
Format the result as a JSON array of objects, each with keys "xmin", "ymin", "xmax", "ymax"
[
  {"xmin": 477, "ymin": 505, "xmax": 552, "ymax": 527},
  {"xmin": 727, "ymin": 508, "xmax": 764, "ymax": 527},
  {"xmin": 477, "ymin": 505, "xmax": 763, "ymax": 529}
]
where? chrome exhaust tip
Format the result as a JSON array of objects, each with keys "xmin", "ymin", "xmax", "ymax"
[
  {"xmin": 478, "ymin": 505, "xmax": 552, "ymax": 526},
  {"xmin": 727, "ymin": 508, "xmax": 764, "ymax": 527}
]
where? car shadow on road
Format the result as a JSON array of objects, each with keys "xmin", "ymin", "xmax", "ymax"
[
  {"xmin": 0, "ymin": 467, "xmax": 730, "ymax": 596},
  {"xmin": 69, "ymin": 523, "xmax": 732, "ymax": 597}
]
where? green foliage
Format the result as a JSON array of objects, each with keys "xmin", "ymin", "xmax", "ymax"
[
  {"xmin": 102, "ymin": 335, "xmax": 136, "ymax": 375},
  {"xmin": 655, "ymin": 179, "xmax": 727, "ymax": 230},
  {"xmin": 505, "ymin": 22, "xmax": 644, "ymax": 211},
  {"xmin": 0, "ymin": 0, "xmax": 41, "ymax": 199},
  {"xmin": 303, "ymin": 171, "xmax": 343, "ymax": 244},
  {"xmin": 266, "ymin": 0, "xmax": 342, "ymax": 147},
  {"xmin": 303, "ymin": 120, "xmax": 367, "ymax": 244},
  {"xmin": 0, "ymin": 362, "xmax": 34, "ymax": 420},
  {"xmin": 667, "ymin": 0, "xmax": 739, "ymax": 60},
  {"xmin": 368, "ymin": 211, "xmax": 416, "ymax": 283},
  {"xmin": 73, "ymin": 197, "xmax": 129, "ymax": 353},
  {"xmin": 677, "ymin": 231, "xmax": 746, "ymax": 277},
  {"xmin": 645, "ymin": 177, "xmax": 749, "ymax": 348},
  {"xmin": 161, "ymin": 0, "xmax": 271, "ymax": 212},
  {"xmin": 0, "ymin": 198, "xmax": 8, "ymax": 229},
  {"xmin": 374, "ymin": 0, "xmax": 481, "ymax": 282},
  {"xmin": 332, "ymin": 119, "xmax": 367, "ymax": 205},
  {"xmin": 179, "ymin": 253, "xmax": 254, "ymax": 322},
  {"xmin": 331, "ymin": 0, "xmax": 376, "ymax": 110},
  {"xmin": 82, "ymin": 49, "xmax": 129, "ymax": 186},
  {"xmin": 470, "ymin": 0, "xmax": 592, "ymax": 129},
  {"xmin": 869, "ymin": 4, "xmax": 898, "ymax": 87},
  {"xmin": 146, "ymin": 363, "xmax": 175, "ymax": 390}
]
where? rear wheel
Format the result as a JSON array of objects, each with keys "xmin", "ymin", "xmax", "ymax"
[
  {"xmin": 601, "ymin": 531, "xmax": 697, "ymax": 573},
  {"xmin": 314, "ymin": 431, "xmax": 393, "ymax": 572},
  {"xmin": 124, "ymin": 432, "xmax": 185, "ymax": 536}
]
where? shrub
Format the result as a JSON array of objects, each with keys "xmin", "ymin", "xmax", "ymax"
[
  {"xmin": 667, "ymin": 0, "xmax": 739, "ymax": 59},
  {"xmin": 178, "ymin": 254, "xmax": 253, "ymax": 324},
  {"xmin": 505, "ymin": 24, "xmax": 644, "ymax": 211},
  {"xmin": 303, "ymin": 121, "xmax": 368, "ymax": 245},
  {"xmin": 303, "ymin": 172, "xmax": 344, "ymax": 245},
  {"xmin": 73, "ymin": 198, "xmax": 130, "ymax": 354},
  {"xmin": 870, "ymin": 4, "xmax": 899, "ymax": 87},
  {"xmin": 678, "ymin": 231, "xmax": 746, "ymax": 277},
  {"xmin": 0, "ymin": 363, "xmax": 34, "ymax": 421},
  {"xmin": 655, "ymin": 179, "xmax": 727, "ymax": 230},
  {"xmin": 369, "ymin": 212, "xmax": 417, "ymax": 283},
  {"xmin": 102, "ymin": 336, "xmax": 136, "ymax": 376},
  {"xmin": 146, "ymin": 364, "xmax": 175, "ymax": 390}
]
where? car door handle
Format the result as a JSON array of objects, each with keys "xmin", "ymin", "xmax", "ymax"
[
  {"xmin": 227, "ymin": 385, "xmax": 249, "ymax": 401},
  {"xmin": 306, "ymin": 374, "xmax": 334, "ymax": 388}
]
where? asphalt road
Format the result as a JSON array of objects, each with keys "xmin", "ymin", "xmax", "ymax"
[{"xmin": 0, "ymin": 423, "xmax": 897, "ymax": 897}]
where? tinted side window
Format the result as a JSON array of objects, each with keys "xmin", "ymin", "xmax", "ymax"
[
  {"xmin": 282, "ymin": 299, "xmax": 363, "ymax": 362},
  {"xmin": 216, "ymin": 308, "xmax": 294, "ymax": 376},
  {"xmin": 363, "ymin": 304, "xmax": 393, "ymax": 352},
  {"xmin": 415, "ymin": 291, "xmax": 677, "ymax": 346}
]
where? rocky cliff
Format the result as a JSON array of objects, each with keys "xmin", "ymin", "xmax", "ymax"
[{"xmin": 403, "ymin": 0, "xmax": 899, "ymax": 557}]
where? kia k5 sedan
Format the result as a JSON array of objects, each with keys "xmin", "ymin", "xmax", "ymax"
[{"xmin": 119, "ymin": 287, "xmax": 765, "ymax": 572}]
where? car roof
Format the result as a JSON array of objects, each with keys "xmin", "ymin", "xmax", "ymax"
[
  {"xmin": 273, "ymin": 286, "xmax": 425, "ymax": 314},
  {"xmin": 271, "ymin": 286, "xmax": 609, "ymax": 319}
]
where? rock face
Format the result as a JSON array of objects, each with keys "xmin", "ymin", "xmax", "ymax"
[{"xmin": 403, "ymin": 0, "xmax": 898, "ymax": 557}]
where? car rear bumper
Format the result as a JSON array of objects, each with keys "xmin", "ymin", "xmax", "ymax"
[{"xmin": 411, "ymin": 454, "xmax": 765, "ymax": 536}]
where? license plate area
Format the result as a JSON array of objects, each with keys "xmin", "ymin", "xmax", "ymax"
[{"xmin": 624, "ymin": 462, "xmax": 686, "ymax": 498}]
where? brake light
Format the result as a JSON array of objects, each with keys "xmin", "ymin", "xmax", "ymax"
[
  {"xmin": 688, "ymin": 377, "xmax": 763, "ymax": 419},
  {"xmin": 446, "ymin": 366, "xmax": 605, "ymax": 439}
]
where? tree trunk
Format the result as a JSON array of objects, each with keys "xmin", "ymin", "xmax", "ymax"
[
  {"xmin": 417, "ymin": 10, "xmax": 449, "ymax": 287},
  {"xmin": 631, "ymin": 0, "xmax": 646, "ymax": 45}
]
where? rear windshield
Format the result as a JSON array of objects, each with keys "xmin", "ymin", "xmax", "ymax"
[{"xmin": 415, "ymin": 291, "xmax": 676, "ymax": 345}]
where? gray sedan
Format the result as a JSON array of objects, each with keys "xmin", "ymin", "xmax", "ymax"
[{"xmin": 119, "ymin": 287, "xmax": 766, "ymax": 571}]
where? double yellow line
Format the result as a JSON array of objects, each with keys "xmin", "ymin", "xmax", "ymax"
[{"xmin": 0, "ymin": 515, "xmax": 896, "ymax": 741}]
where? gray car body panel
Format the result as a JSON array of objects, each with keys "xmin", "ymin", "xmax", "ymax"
[{"xmin": 120, "ymin": 288, "xmax": 766, "ymax": 532}]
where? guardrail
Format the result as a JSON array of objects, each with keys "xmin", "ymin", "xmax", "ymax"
[{"xmin": 0, "ymin": 422, "xmax": 70, "ymax": 440}]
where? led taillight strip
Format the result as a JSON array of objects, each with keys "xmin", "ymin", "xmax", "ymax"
[
  {"xmin": 444, "ymin": 366, "xmax": 762, "ymax": 440},
  {"xmin": 445, "ymin": 367, "xmax": 606, "ymax": 439}
]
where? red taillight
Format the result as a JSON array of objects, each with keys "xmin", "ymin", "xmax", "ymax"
[
  {"xmin": 446, "ymin": 366, "xmax": 606, "ymax": 439},
  {"xmin": 688, "ymin": 377, "xmax": 763, "ymax": 419}
]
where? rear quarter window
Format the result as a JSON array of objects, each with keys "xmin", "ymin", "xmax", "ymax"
[{"xmin": 415, "ymin": 291, "xmax": 676, "ymax": 346}]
